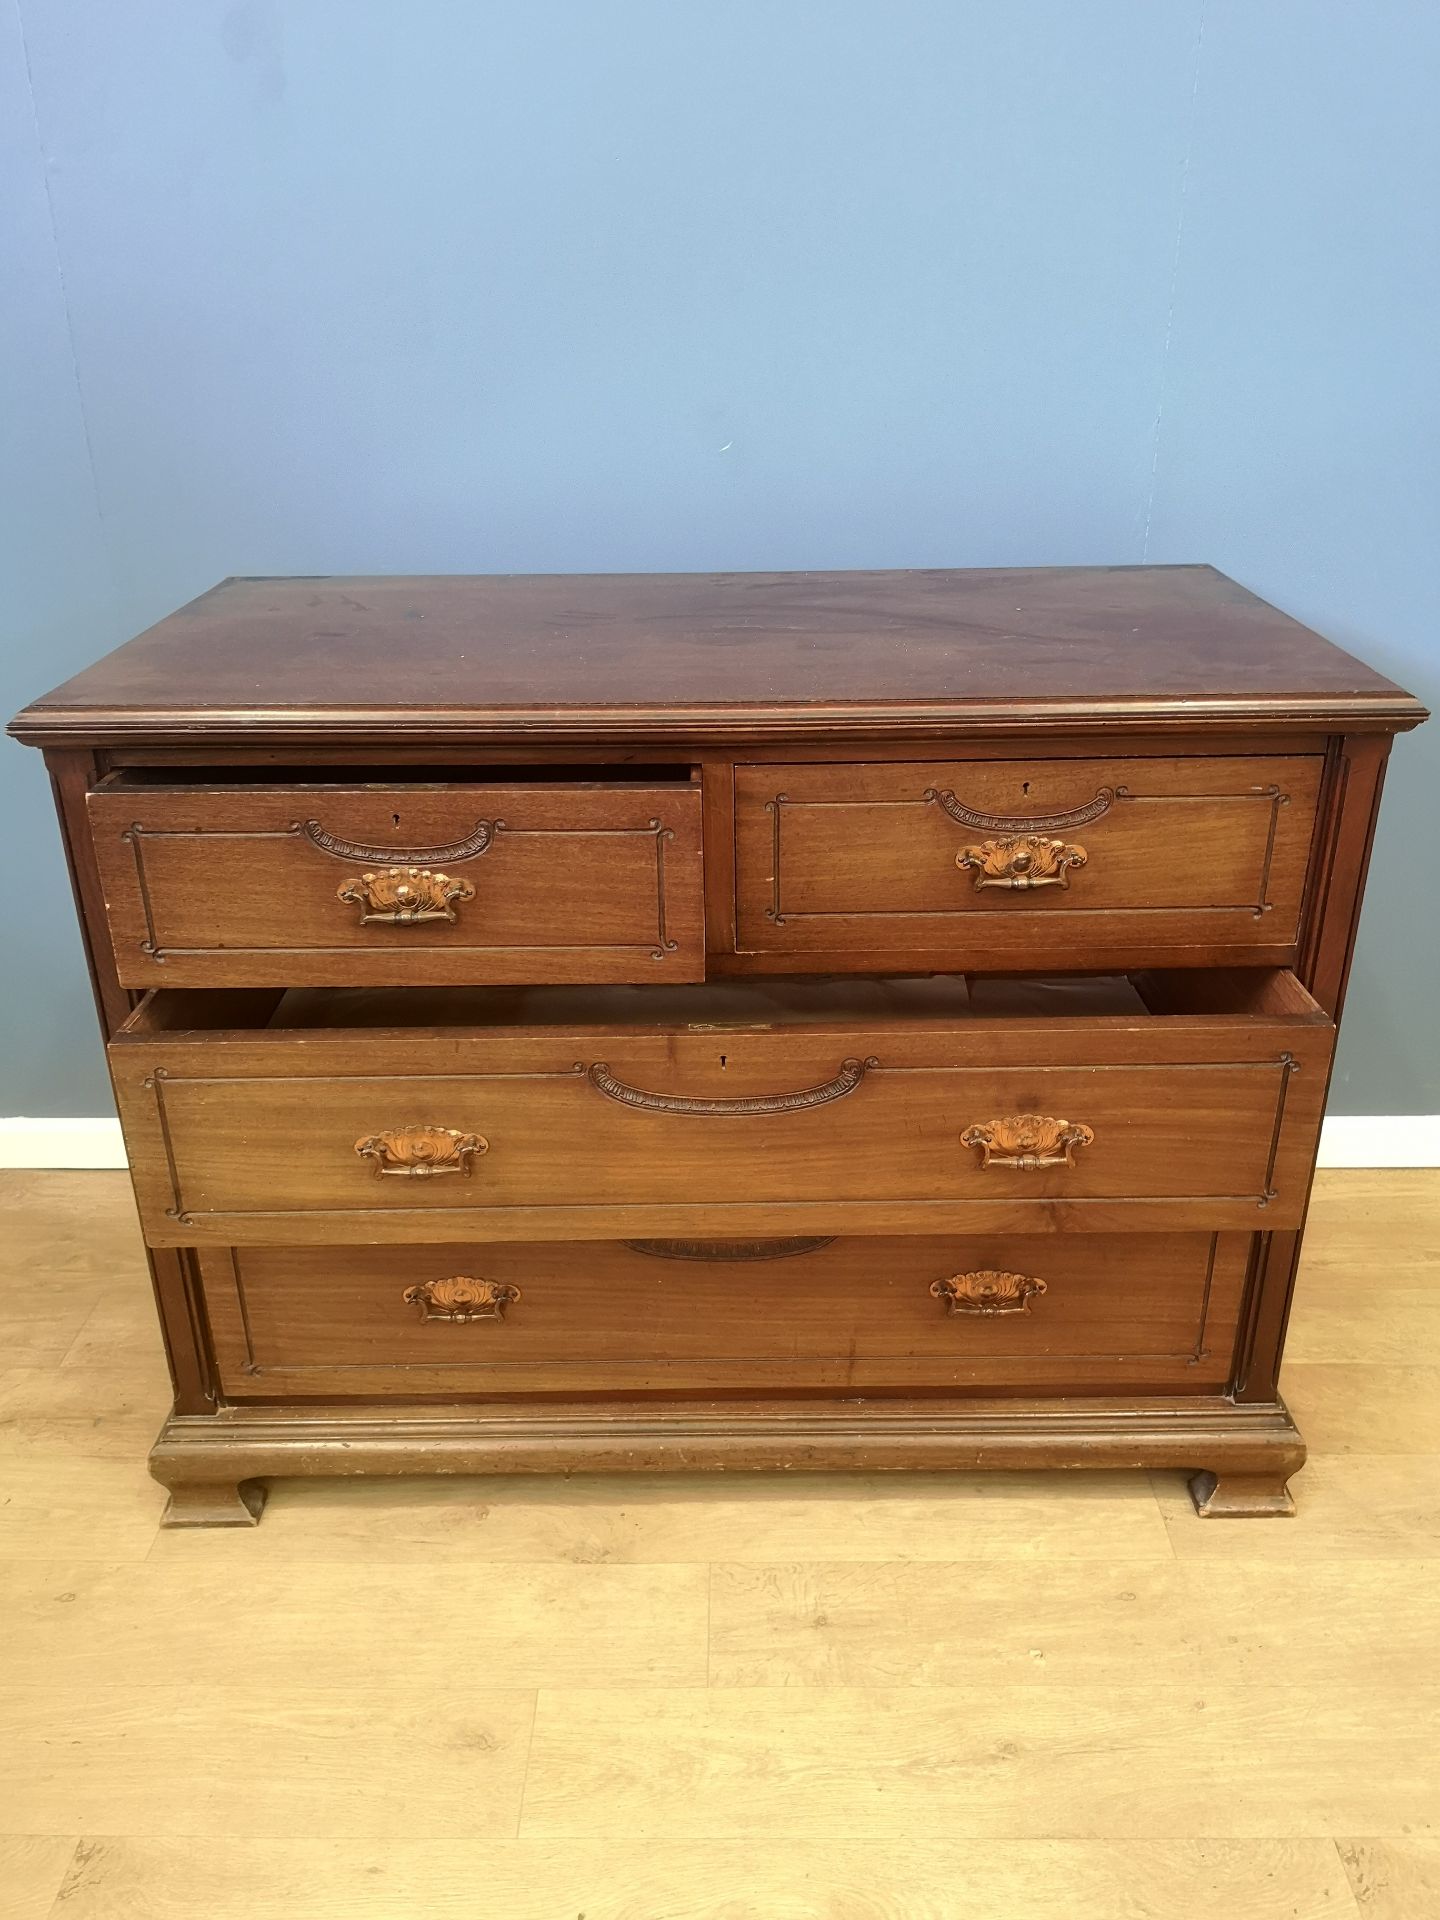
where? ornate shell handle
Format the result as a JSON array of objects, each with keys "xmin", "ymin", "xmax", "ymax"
[
  {"xmin": 956, "ymin": 834, "xmax": 1087, "ymax": 891},
  {"xmin": 404, "ymin": 1275, "xmax": 518, "ymax": 1323},
  {"xmin": 960, "ymin": 1113, "xmax": 1094, "ymax": 1170},
  {"xmin": 355, "ymin": 1125, "xmax": 489, "ymax": 1178},
  {"xmin": 337, "ymin": 867, "xmax": 476, "ymax": 926},
  {"xmin": 931, "ymin": 1269, "xmax": 1047, "ymax": 1315}
]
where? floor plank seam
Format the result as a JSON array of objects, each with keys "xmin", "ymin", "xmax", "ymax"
[
  {"xmin": 509, "ymin": 1690, "xmax": 542, "ymax": 1840},
  {"xmin": 704, "ymin": 1561, "xmax": 715, "ymax": 1688}
]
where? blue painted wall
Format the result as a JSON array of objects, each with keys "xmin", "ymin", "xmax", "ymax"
[{"xmin": 3, "ymin": 1, "xmax": 1435, "ymax": 1116}]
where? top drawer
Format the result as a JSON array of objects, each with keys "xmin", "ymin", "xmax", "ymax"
[
  {"xmin": 87, "ymin": 778, "xmax": 705, "ymax": 988},
  {"xmin": 734, "ymin": 756, "xmax": 1324, "ymax": 970}
]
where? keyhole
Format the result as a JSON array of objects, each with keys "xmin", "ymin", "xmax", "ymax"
[
  {"xmin": 719, "ymin": 1053, "xmax": 728, "ymax": 1069},
  {"xmin": 1021, "ymin": 781, "xmax": 1030, "ymax": 796},
  {"xmin": 392, "ymin": 814, "xmax": 401, "ymax": 828}
]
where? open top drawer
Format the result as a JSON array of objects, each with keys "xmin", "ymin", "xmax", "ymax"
[
  {"xmin": 110, "ymin": 969, "xmax": 1334, "ymax": 1246},
  {"xmin": 87, "ymin": 773, "xmax": 705, "ymax": 987}
]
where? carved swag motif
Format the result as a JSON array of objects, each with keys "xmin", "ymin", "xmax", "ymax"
[
  {"xmin": 930, "ymin": 1269, "xmax": 1048, "ymax": 1315},
  {"xmin": 625, "ymin": 1236, "xmax": 837, "ymax": 1262},
  {"xmin": 587, "ymin": 1057, "xmax": 875, "ymax": 1116}
]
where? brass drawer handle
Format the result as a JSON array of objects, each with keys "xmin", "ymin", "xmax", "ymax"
[
  {"xmin": 956, "ymin": 833, "xmax": 1087, "ymax": 891},
  {"xmin": 337, "ymin": 866, "xmax": 476, "ymax": 925},
  {"xmin": 961, "ymin": 1113, "xmax": 1094, "ymax": 1170},
  {"xmin": 931, "ymin": 1269, "xmax": 1047, "ymax": 1315},
  {"xmin": 404, "ymin": 1276, "xmax": 519, "ymax": 1322},
  {"xmin": 355, "ymin": 1125, "xmax": 488, "ymax": 1178},
  {"xmin": 587, "ymin": 1056, "xmax": 877, "ymax": 1116}
]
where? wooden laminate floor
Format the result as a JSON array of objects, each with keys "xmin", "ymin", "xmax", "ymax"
[{"xmin": 1, "ymin": 1170, "xmax": 1438, "ymax": 1919}]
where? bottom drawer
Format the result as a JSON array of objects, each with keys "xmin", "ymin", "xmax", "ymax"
[{"xmin": 200, "ymin": 1232, "xmax": 1251, "ymax": 1399}]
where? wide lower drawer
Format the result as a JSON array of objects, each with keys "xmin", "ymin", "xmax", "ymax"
[
  {"xmin": 200, "ymin": 1231, "xmax": 1250, "ymax": 1398},
  {"xmin": 87, "ymin": 777, "xmax": 705, "ymax": 986},
  {"xmin": 734, "ymin": 755, "xmax": 1324, "ymax": 969},
  {"xmin": 111, "ymin": 970, "xmax": 1333, "ymax": 1244}
]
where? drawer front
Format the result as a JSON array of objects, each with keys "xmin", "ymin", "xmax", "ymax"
[
  {"xmin": 201, "ymin": 1231, "xmax": 1250, "ymax": 1398},
  {"xmin": 115, "ymin": 1012, "xmax": 1332, "ymax": 1244},
  {"xmin": 87, "ymin": 782, "xmax": 705, "ymax": 986},
  {"xmin": 733, "ymin": 756, "xmax": 1324, "ymax": 967}
]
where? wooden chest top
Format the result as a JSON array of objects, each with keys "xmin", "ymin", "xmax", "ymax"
[{"xmin": 8, "ymin": 565, "xmax": 1425, "ymax": 748}]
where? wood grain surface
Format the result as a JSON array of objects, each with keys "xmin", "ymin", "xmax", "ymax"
[
  {"xmin": 1, "ymin": 1166, "xmax": 1435, "ymax": 1917},
  {"xmin": 88, "ymin": 779, "xmax": 706, "ymax": 988},
  {"xmin": 110, "ymin": 974, "xmax": 1333, "ymax": 1244},
  {"xmin": 197, "ymin": 1232, "xmax": 1248, "ymax": 1398},
  {"xmin": 733, "ymin": 754, "xmax": 1323, "ymax": 965},
  {"xmin": 9, "ymin": 567, "xmax": 1426, "ymax": 747}
]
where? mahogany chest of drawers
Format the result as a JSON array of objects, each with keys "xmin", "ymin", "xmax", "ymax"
[{"xmin": 10, "ymin": 566, "xmax": 1424, "ymax": 1524}]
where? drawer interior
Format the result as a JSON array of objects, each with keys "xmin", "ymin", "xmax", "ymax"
[{"xmin": 95, "ymin": 763, "xmax": 699, "ymax": 787}]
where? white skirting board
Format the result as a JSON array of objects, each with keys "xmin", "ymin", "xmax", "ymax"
[
  {"xmin": 0, "ymin": 1118, "xmax": 130, "ymax": 1169},
  {"xmin": 1, "ymin": 1114, "xmax": 1438, "ymax": 1172},
  {"xmin": 1315, "ymin": 1115, "xmax": 1440, "ymax": 1169}
]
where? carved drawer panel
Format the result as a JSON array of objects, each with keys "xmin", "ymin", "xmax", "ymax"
[
  {"xmin": 199, "ymin": 1231, "xmax": 1251, "ymax": 1399},
  {"xmin": 86, "ymin": 779, "xmax": 704, "ymax": 986},
  {"xmin": 732, "ymin": 756, "xmax": 1324, "ymax": 970},
  {"xmin": 110, "ymin": 970, "xmax": 1333, "ymax": 1246}
]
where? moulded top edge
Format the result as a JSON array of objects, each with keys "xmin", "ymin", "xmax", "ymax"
[{"xmin": 8, "ymin": 691, "xmax": 1430, "ymax": 750}]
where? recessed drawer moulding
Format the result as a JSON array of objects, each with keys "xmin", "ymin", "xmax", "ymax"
[
  {"xmin": 87, "ymin": 780, "xmax": 705, "ymax": 987},
  {"xmin": 110, "ymin": 969, "xmax": 1334, "ymax": 1245},
  {"xmin": 734, "ymin": 756, "xmax": 1324, "ymax": 969},
  {"xmin": 201, "ymin": 1232, "xmax": 1251, "ymax": 1400}
]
